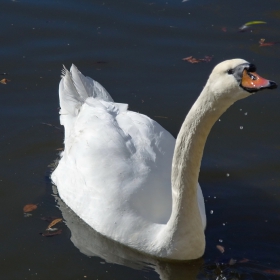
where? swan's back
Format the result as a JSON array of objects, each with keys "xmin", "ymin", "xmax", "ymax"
[{"xmin": 52, "ymin": 65, "xmax": 176, "ymax": 227}]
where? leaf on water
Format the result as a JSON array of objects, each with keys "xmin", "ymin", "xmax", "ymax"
[
  {"xmin": 47, "ymin": 218, "xmax": 62, "ymax": 229},
  {"xmin": 216, "ymin": 245, "xmax": 225, "ymax": 253},
  {"xmin": 244, "ymin": 21, "xmax": 266, "ymax": 26},
  {"xmin": 23, "ymin": 204, "xmax": 37, "ymax": 213},
  {"xmin": 0, "ymin": 78, "xmax": 10, "ymax": 84},
  {"xmin": 239, "ymin": 21, "xmax": 266, "ymax": 32},
  {"xmin": 259, "ymin": 38, "xmax": 278, "ymax": 47},
  {"xmin": 56, "ymin": 148, "xmax": 64, "ymax": 151},
  {"xmin": 40, "ymin": 229, "xmax": 62, "ymax": 237},
  {"xmin": 182, "ymin": 55, "xmax": 213, "ymax": 64},
  {"xmin": 264, "ymin": 269, "xmax": 280, "ymax": 275}
]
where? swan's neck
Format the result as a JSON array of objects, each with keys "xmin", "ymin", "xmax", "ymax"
[{"xmin": 161, "ymin": 87, "xmax": 234, "ymax": 259}]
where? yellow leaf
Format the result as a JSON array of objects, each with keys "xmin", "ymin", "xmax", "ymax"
[{"xmin": 244, "ymin": 21, "xmax": 266, "ymax": 26}]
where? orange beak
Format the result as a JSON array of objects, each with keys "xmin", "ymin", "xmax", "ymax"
[{"xmin": 241, "ymin": 69, "xmax": 277, "ymax": 92}]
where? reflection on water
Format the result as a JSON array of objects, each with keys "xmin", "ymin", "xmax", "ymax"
[
  {"xmin": 54, "ymin": 186, "xmax": 280, "ymax": 280},
  {"xmin": 54, "ymin": 186, "xmax": 203, "ymax": 280}
]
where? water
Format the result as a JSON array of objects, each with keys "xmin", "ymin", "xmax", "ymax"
[{"xmin": 1, "ymin": 0, "xmax": 280, "ymax": 279}]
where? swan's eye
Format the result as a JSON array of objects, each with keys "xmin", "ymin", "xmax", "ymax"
[{"xmin": 227, "ymin": 69, "xmax": 234, "ymax": 75}]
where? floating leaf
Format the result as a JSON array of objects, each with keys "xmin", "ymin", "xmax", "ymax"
[
  {"xmin": 244, "ymin": 21, "xmax": 266, "ymax": 26},
  {"xmin": 40, "ymin": 229, "xmax": 62, "ymax": 237},
  {"xmin": 47, "ymin": 218, "xmax": 62, "ymax": 229},
  {"xmin": 239, "ymin": 21, "xmax": 266, "ymax": 32},
  {"xmin": 23, "ymin": 204, "xmax": 37, "ymax": 213},
  {"xmin": 259, "ymin": 38, "xmax": 278, "ymax": 47},
  {"xmin": 0, "ymin": 78, "xmax": 10, "ymax": 84},
  {"xmin": 182, "ymin": 55, "xmax": 213, "ymax": 64},
  {"xmin": 216, "ymin": 245, "xmax": 225, "ymax": 253}
]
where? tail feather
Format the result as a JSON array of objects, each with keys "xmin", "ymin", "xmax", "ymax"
[
  {"xmin": 70, "ymin": 64, "xmax": 114, "ymax": 102},
  {"xmin": 59, "ymin": 67, "xmax": 83, "ymax": 116}
]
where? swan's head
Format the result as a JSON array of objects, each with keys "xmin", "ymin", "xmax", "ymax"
[{"xmin": 205, "ymin": 58, "xmax": 277, "ymax": 102}]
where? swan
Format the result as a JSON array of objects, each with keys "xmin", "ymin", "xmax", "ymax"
[{"xmin": 51, "ymin": 59, "xmax": 277, "ymax": 260}]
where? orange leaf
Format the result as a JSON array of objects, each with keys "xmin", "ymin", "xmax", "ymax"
[
  {"xmin": 47, "ymin": 218, "xmax": 62, "ymax": 229},
  {"xmin": 0, "ymin": 78, "xmax": 10, "ymax": 84},
  {"xmin": 23, "ymin": 204, "xmax": 37, "ymax": 213}
]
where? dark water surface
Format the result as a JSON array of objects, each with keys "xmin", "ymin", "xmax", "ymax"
[{"xmin": 1, "ymin": 0, "xmax": 280, "ymax": 279}]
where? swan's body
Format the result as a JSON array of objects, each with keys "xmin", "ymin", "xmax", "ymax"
[{"xmin": 51, "ymin": 59, "xmax": 276, "ymax": 260}]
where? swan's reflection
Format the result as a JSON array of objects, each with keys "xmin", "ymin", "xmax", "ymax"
[{"xmin": 53, "ymin": 187, "xmax": 203, "ymax": 280}]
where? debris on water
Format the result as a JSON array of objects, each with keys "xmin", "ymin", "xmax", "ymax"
[
  {"xmin": 23, "ymin": 204, "xmax": 37, "ymax": 213},
  {"xmin": 0, "ymin": 78, "xmax": 10, "ymax": 84},
  {"xmin": 240, "ymin": 126, "xmax": 243, "ymax": 130},
  {"xmin": 259, "ymin": 38, "xmax": 278, "ymax": 47},
  {"xmin": 219, "ymin": 239, "xmax": 223, "ymax": 243},
  {"xmin": 210, "ymin": 210, "xmax": 214, "ymax": 214},
  {"xmin": 239, "ymin": 21, "xmax": 266, "ymax": 32},
  {"xmin": 216, "ymin": 245, "xmax": 225, "ymax": 253},
  {"xmin": 244, "ymin": 112, "xmax": 248, "ymax": 115},
  {"xmin": 46, "ymin": 218, "xmax": 62, "ymax": 230},
  {"xmin": 24, "ymin": 213, "xmax": 32, "ymax": 218},
  {"xmin": 226, "ymin": 173, "xmax": 230, "ymax": 177},
  {"xmin": 221, "ymin": 27, "xmax": 227, "ymax": 32},
  {"xmin": 182, "ymin": 55, "xmax": 213, "ymax": 63}
]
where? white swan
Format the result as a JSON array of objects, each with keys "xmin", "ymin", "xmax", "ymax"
[{"xmin": 51, "ymin": 59, "xmax": 277, "ymax": 260}]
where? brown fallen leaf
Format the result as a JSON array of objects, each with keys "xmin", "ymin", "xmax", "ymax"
[
  {"xmin": 40, "ymin": 229, "xmax": 62, "ymax": 237},
  {"xmin": 259, "ymin": 38, "xmax": 278, "ymax": 47},
  {"xmin": 216, "ymin": 245, "xmax": 225, "ymax": 253},
  {"xmin": 23, "ymin": 204, "xmax": 37, "ymax": 213},
  {"xmin": 0, "ymin": 78, "xmax": 10, "ymax": 84},
  {"xmin": 182, "ymin": 56, "xmax": 201, "ymax": 63},
  {"xmin": 47, "ymin": 218, "xmax": 62, "ymax": 229},
  {"xmin": 182, "ymin": 55, "xmax": 213, "ymax": 64}
]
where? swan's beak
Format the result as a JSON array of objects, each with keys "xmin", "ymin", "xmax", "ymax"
[{"xmin": 241, "ymin": 69, "xmax": 277, "ymax": 93}]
